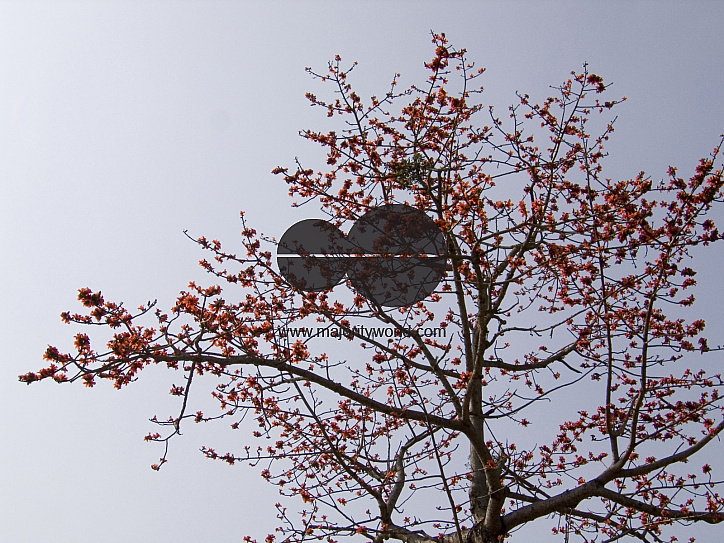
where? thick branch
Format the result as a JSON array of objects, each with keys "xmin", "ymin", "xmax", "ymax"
[
  {"xmin": 151, "ymin": 353, "xmax": 466, "ymax": 432},
  {"xmin": 618, "ymin": 419, "xmax": 724, "ymax": 478},
  {"xmin": 598, "ymin": 487, "xmax": 724, "ymax": 524}
]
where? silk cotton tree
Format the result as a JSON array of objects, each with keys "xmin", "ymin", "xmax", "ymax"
[{"xmin": 22, "ymin": 34, "xmax": 724, "ymax": 543}]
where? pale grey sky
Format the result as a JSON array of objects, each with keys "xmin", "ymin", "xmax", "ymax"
[{"xmin": 2, "ymin": 2, "xmax": 723, "ymax": 542}]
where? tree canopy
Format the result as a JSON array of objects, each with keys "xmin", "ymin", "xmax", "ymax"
[{"xmin": 22, "ymin": 33, "xmax": 724, "ymax": 543}]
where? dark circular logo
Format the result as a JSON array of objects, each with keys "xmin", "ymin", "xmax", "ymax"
[{"xmin": 277, "ymin": 204, "xmax": 447, "ymax": 307}]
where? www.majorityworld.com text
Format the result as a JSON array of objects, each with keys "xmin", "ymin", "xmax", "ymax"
[{"xmin": 279, "ymin": 325, "xmax": 447, "ymax": 340}]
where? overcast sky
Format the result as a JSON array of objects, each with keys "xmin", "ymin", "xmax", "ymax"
[{"xmin": 2, "ymin": 2, "xmax": 724, "ymax": 542}]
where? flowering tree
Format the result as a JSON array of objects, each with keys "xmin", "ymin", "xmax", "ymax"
[{"xmin": 22, "ymin": 34, "xmax": 724, "ymax": 543}]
